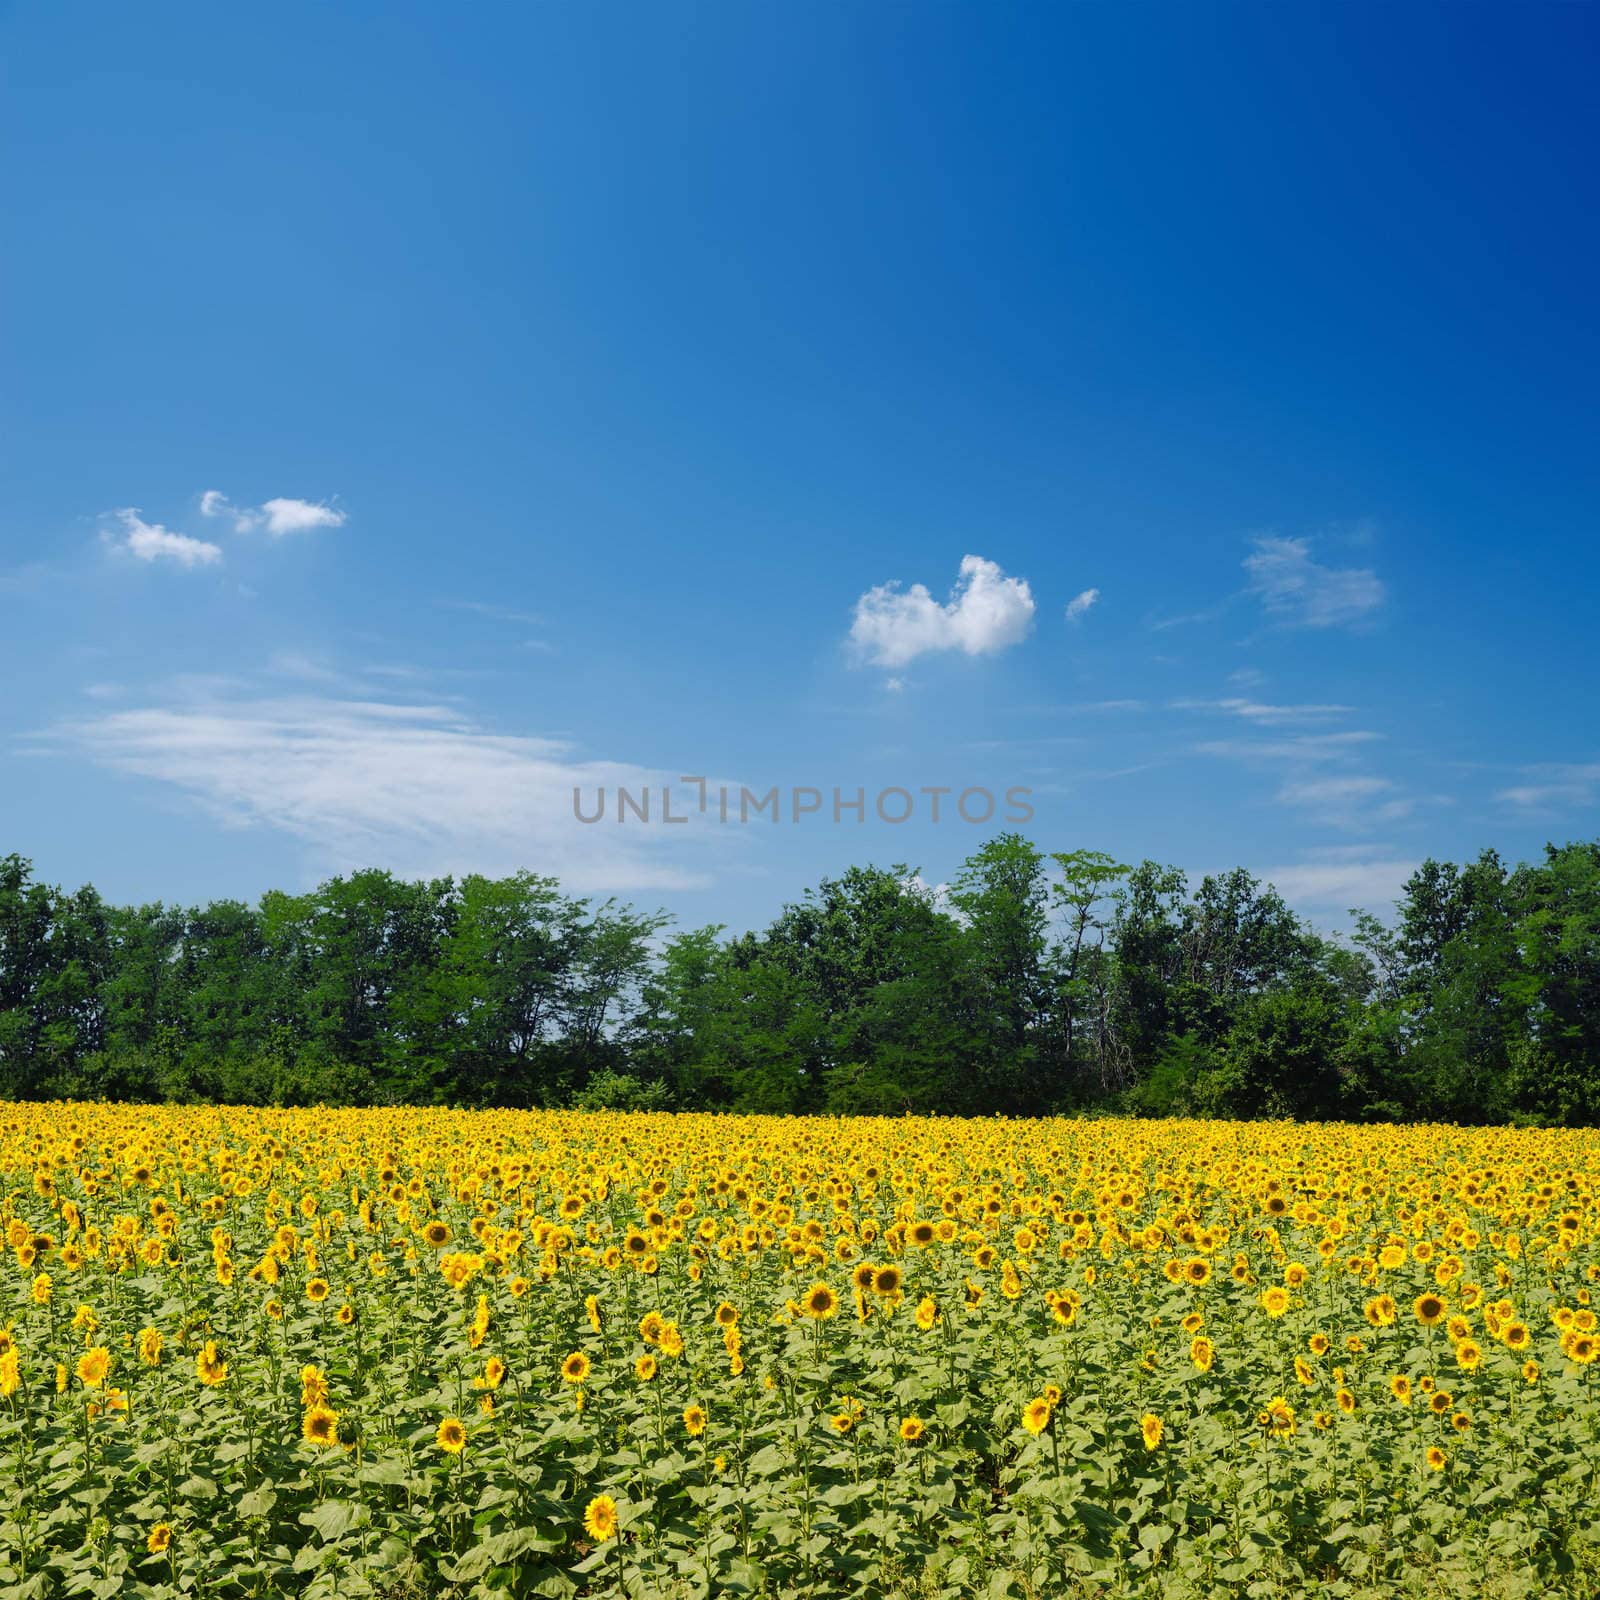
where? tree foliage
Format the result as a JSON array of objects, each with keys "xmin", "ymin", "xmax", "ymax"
[{"xmin": 1, "ymin": 837, "xmax": 1596, "ymax": 1122}]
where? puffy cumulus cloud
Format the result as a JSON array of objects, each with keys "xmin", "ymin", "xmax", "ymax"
[
  {"xmin": 1244, "ymin": 536, "xmax": 1384, "ymax": 628},
  {"xmin": 850, "ymin": 554, "xmax": 1035, "ymax": 668},
  {"xmin": 114, "ymin": 509, "xmax": 222, "ymax": 569}
]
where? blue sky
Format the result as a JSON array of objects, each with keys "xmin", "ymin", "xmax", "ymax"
[{"xmin": 4, "ymin": 3, "xmax": 1597, "ymax": 935}]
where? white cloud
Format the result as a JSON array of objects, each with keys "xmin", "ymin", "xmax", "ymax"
[
  {"xmin": 1495, "ymin": 764, "xmax": 1600, "ymax": 812},
  {"xmin": 259, "ymin": 497, "xmax": 346, "ymax": 535},
  {"xmin": 1146, "ymin": 604, "xmax": 1228, "ymax": 632},
  {"xmin": 446, "ymin": 600, "xmax": 545, "ymax": 627},
  {"xmin": 1244, "ymin": 536, "xmax": 1385, "ymax": 627},
  {"xmin": 1175, "ymin": 697, "xmax": 1353, "ymax": 724},
  {"xmin": 1275, "ymin": 774, "xmax": 1410, "ymax": 828},
  {"xmin": 115, "ymin": 509, "xmax": 222, "ymax": 569},
  {"xmin": 1064, "ymin": 587, "xmax": 1099, "ymax": 623},
  {"xmin": 1277, "ymin": 775, "xmax": 1391, "ymax": 805},
  {"xmin": 43, "ymin": 694, "xmax": 723, "ymax": 892},
  {"xmin": 1195, "ymin": 731, "xmax": 1382, "ymax": 763},
  {"xmin": 850, "ymin": 554, "xmax": 1035, "ymax": 668},
  {"xmin": 201, "ymin": 490, "xmax": 346, "ymax": 536},
  {"xmin": 1260, "ymin": 856, "xmax": 1418, "ymax": 914}
]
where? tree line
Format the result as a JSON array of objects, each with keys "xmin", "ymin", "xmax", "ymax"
[{"xmin": 1, "ymin": 836, "xmax": 1596, "ymax": 1123}]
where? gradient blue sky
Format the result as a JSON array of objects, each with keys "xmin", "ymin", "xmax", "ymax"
[{"xmin": 4, "ymin": 3, "xmax": 1597, "ymax": 934}]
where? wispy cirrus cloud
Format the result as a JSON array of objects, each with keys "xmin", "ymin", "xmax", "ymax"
[
  {"xmin": 1174, "ymin": 697, "xmax": 1354, "ymax": 725},
  {"xmin": 1194, "ymin": 731, "xmax": 1382, "ymax": 763},
  {"xmin": 1064, "ymin": 587, "xmax": 1100, "ymax": 623},
  {"xmin": 850, "ymin": 554, "xmax": 1035, "ymax": 668},
  {"xmin": 39, "ymin": 690, "xmax": 721, "ymax": 891},
  {"xmin": 1494, "ymin": 762, "xmax": 1600, "ymax": 813},
  {"xmin": 1259, "ymin": 848, "xmax": 1419, "ymax": 916},
  {"xmin": 1244, "ymin": 535, "xmax": 1385, "ymax": 628},
  {"xmin": 1194, "ymin": 709, "xmax": 1406, "ymax": 827}
]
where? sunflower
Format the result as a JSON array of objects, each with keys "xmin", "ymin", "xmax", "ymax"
[
  {"xmin": 436, "ymin": 1416, "xmax": 467, "ymax": 1454},
  {"xmin": 1389, "ymin": 1374, "xmax": 1412, "ymax": 1404},
  {"xmin": 914, "ymin": 1296, "xmax": 938, "ymax": 1331},
  {"xmin": 899, "ymin": 1415, "xmax": 926, "ymax": 1443},
  {"xmin": 802, "ymin": 1282, "xmax": 840, "ymax": 1320},
  {"xmin": 1426, "ymin": 1446, "xmax": 1448, "ymax": 1472},
  {"xmin": 1260, "ymin": 1286, "xmax": 1290, "ymax": 1318},
  {"xmin": 583, "ymin": 1493, "xmax": 618, "ymax": 1543},
  {"xmin": 1263, "ymin": 1396, "xmax": 1296, "ymax": 1437},
  {"xmin": 1140, "ymin": 1413, "xmax": 1163, "ymax": 1451},
  {"xmin": 714, "ymin": 1301, "xmax": 739, "ymax": 1327},
  {"xmin": 195, "ymin": 1340, "xmax": 227, "ymax": 1387},
  {"xmin": 301, "ymin": 1405, "xmax": 340, "ymax": 1447},
  {"xmin": 635, "ymin": 1353, "xmax": 658, "ymax": 1382},
  {"xmin": 75, "ymin": 1346, "xmax": 110, "ymax": 1388},
  {"xmin": 1021, "ymin": 1396, "xmax": 1053, "ymax": 1435},
  {"xmin": 305, "ymin": 1278, "xmax": 331, "ymax": 1304},
  {"xmin": 146, "ymin": 1523, "xmax": 173, "ymax": 1555},
  {"xmin": 1336, "ymin": 1387, "xmax": 1356, "ymax": 1414},
  {"xmin": 831, "ymin": 1411, "xmax": 854, "ymax": 1434},
  {"xmin": 561, "ymin": 1351, "xmax": 591, "ymax": 1385},
  {"xmin": 1190, "ymin": 1336, "xmax": 1215, "ymax": 1372},
  {"xmin": 1415, "ymin": 1293, "xmax": 1446, "ymax": 1327},
  {"xmin": 1503, "ymin": 1321, "xmax": 1531, "ymax": 1351},
  {"xmin": 1184, "ymin": 1258, "xmax": 1212, "ymax": 1285},
  {"xmin": 872, "ymin": 1264, "xmax": 903, "ymax": 1297},
  {"xmin": 683, "ymin": 1404, "xmax": 707, "ymax": 1437},
  {"xmin": 1454, "ymin": 1340, "xmax": 1482, "ymax": 1372}
]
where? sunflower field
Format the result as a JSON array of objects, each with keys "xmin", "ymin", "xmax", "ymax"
[{"xmin": 2, "ymin": 1105, "xmax": 1600, "ymax": 1599}]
